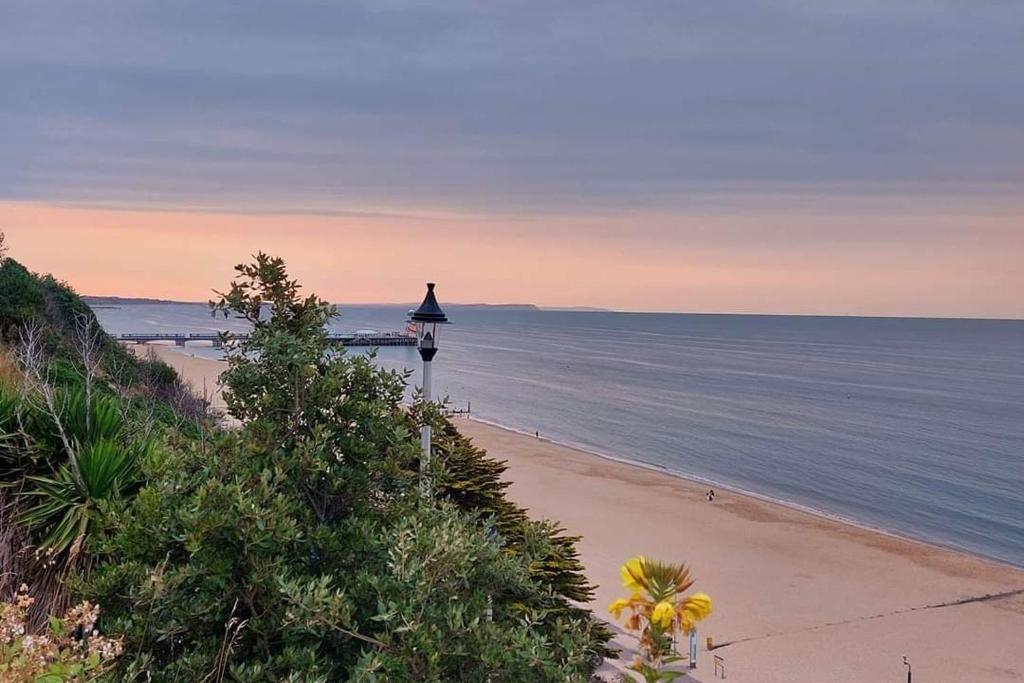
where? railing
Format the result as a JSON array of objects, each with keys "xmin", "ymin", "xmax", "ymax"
[
  {"xmin": 120, "ymin": 333, "xmax": 189, "ymax": 338},
  {"xmin": 713, "ymin": 654, "xmax": 725, "ymax": 679},
  {"xmin": 117, "ymin": 332, "xmax": 417, "ymax": 346}
]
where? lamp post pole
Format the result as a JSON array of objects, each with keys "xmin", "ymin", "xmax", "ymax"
[
  {"xmin": 420, "ymin": 359, "xmax": 433, "ymax": 473},
  {"xmin": 421, "ymin": 354, "xmax": 433, "ymax": 404},
  {"xmin": 410, "ymin": 282, "xmax": 449, "ymax": 496}
]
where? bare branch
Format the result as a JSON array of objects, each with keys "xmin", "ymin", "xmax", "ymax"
[
  {"xmin": 72, "ymin": 310, "xmax": 104, "ymax": 418},
  {"xmin": 15, "ymin": 322, "xmax": 77, "ymax": 473},
  {"xmin": 14, "ymin": 322, "xmax": 45, "ymax": 400},
  {"xmin": 202, "ymin": 599, "xmax": 249, "ymax": 683}
]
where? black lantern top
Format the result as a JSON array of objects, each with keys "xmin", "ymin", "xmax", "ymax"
[{"xmin": 411, "ymin": 283, "xmax": 448, "ymax": 323}]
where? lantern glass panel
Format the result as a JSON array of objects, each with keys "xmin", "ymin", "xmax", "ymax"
[{"xmin": 417, "ymin": 321, "xmax": 439, "ymax": 350}]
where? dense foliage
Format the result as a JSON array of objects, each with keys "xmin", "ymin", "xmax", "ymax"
[
  {"xmin": 426, "ymin": 416, "xmax": 613, "ymax": 649},
  {"xmin": 0, "ymin": 247, "xmax": 209, "ymax": 668},
  {"xmin": 0, "ymin": 250, "xmax": 196, "ymax": 631},
  {"xmin": 1, "ymin": 244, "xmax": 610, "ymax": 680},
  {"xmin": 78, "ymin": 254, "xmax": 609, "ymax": 680},
  {"xmin": 0, "ymin": 257, "xmax": 205, "ymax": 427}
]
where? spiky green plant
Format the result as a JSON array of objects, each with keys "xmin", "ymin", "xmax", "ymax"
[
  {"xmin": 25, "ymin": 389, "xmax": 123, "ymax": 458},
  {"xmin": 60, "ymin": 390, "xmax": 123, "ymax": 445},
  {"xmin": 18, "ymin": 438, "xmax": 148, "ymax": 556}
]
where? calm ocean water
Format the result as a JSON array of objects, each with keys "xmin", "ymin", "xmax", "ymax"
[{"xmin": 94, "ymin": 304, "xmax": 1024, "ymax": 568}]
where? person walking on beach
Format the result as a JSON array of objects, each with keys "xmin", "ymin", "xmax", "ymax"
[{"xmin": 707, "ymin": 488, "xmax": 716, "ymax": 502}]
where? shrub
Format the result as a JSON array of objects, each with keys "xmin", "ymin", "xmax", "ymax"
[
  {"xmin": 0, "ymin": 246, "xmax": 215, "ymax": 635},
  {"xmin": 82, "ymin": 254, "xmax": 607, "ymax": 680},
  {"xmin": 424, "ymin": 412, "xmax": 613, "ymax": 660},
  {"xmin": 0, "ymin": 586, "xmax": 122, "ymax": 682},
  {"xmin": 0, "ymin": 260, "xmax": 45, "ymax": 341}
]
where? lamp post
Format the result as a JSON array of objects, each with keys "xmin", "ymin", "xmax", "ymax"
[{"xmin": 410, "ymin": 282, "xmax": 449, "ymax": 495}]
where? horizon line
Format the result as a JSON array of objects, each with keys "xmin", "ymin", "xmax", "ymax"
[{"xmin": 81, "ymin": 295, "xmax": 1023, "ymax": 322}]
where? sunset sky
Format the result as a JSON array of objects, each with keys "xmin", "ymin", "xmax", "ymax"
[{"xmin": 2, "ymin": 1, "xmax": 1022, "ymax": 317}]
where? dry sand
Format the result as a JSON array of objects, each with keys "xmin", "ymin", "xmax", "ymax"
[
  {"xmin": 127, "ymin": 344, "xmax": 230, "ymax": 413},
  {"xmin": 143, "ymin": 344, "xmax": 1024, "ymax": 683}
]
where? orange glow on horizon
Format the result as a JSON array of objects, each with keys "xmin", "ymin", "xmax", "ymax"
[{"xmin": 2, "ymin": 200, "xmax": 1021, "ymax": 319}]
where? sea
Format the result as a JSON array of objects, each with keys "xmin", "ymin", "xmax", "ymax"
[{"xmin": 93, "ymin": 303, "xmax": 1024, "ymax": 568}]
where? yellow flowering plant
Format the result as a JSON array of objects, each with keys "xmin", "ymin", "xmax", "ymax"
[{"xmin": 608, "ymin": 556, "xmax": 712, "ymax": 682}]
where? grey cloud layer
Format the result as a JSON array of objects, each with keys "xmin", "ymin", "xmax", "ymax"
[{"xmin": 2, "ymin": 0, "xmax": 1023, "ymax": 212}]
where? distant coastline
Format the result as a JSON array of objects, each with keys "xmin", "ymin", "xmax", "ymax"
[
  {"xmin": 84, "ymin": 295, "xmax": 202, "ymax": 306},
  {"xmin": 83, "ymin": 296, "xmax": 612, "ymax": 313},
  {"xmin": 83, "ymin": 295, "xmax": 1020, "ymax": 319}
]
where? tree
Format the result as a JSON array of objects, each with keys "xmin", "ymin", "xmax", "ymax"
[
  {"xmin": 423, "ymin": 413, "xmax": 613, "ymax": 660},
  {"xmin": 83, "ymin": 254, "xmax": 605, "ymax": 681}
]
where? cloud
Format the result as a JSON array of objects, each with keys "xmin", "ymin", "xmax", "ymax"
[{"xmin": 2, "ymin": 0, "xmax": 1023, "ymax": 214}]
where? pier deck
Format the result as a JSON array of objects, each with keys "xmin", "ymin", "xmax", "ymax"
[{"xmin": 117, "ymin": 332, "xmax": 417, "ymax": 347}]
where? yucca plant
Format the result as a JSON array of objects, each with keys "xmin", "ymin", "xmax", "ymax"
[
  {"xmin": 18, "ymin": 438, "xmax": 148, "ymax": 557},
  {"xmin": 3, "ymin": 387, "xmax": 127, "ymax": 484},
  {"xmin": 60, "ymin": 389, "xmax": 123, "ymax": 445},
  {"xmin": 25, "ymin": 389, "xmax": 123, "ymax": 459}
]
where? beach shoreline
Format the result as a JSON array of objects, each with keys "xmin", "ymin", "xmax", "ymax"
[
  {"xmin": 466, "ymin": 414, "xmax": 1024, "ymax": 574},
  {"xmin": 453, "ymin": 417, "xmax": 1024, "ymax": 683},
  {"xmin": 140, "ymin": 344, "xmax": 1024, "ymax": 682}
]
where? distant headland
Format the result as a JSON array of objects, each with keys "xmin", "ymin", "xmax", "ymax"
[
  {"xmin": 83, "ymin": 296, "xmax": 611, "ymax": 312},
  {"xmin": 84, "ymin": 295, "xmax": 196, "ymax": 306}
]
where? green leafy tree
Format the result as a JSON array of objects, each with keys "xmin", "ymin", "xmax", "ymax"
[
  {"xmin": 346, "ymin": 503, "xmax": 603, "ymax": 682},
  {"xmin": 421, "ymin": 412, "xmax": 613, "ymax": 660},
  {"xmin": 83, "ymin": 254, "xmax": 605, "ymax": 681}
]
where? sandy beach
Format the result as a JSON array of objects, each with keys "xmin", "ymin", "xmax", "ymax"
[
  {"xmin": 128, "ymin": 345, "xmax": 231, "ymax": 413},
  {"xmin": 143, "ymin": 344, "xmax": 1024, "ymax": 683}
]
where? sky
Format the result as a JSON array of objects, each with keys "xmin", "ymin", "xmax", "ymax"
[{"xmin": 1, "ymin": 1, "xmax": 1022, "ymax": 317}]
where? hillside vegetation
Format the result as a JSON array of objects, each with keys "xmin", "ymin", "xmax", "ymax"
[{"xmin": 0, "ymin": 245, "xmax": 610, "ymax": 681}]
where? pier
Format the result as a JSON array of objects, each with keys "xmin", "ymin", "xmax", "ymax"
[{"xmin": 117, "ymin": 331, "xmax": 417, "ymax": 348}]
